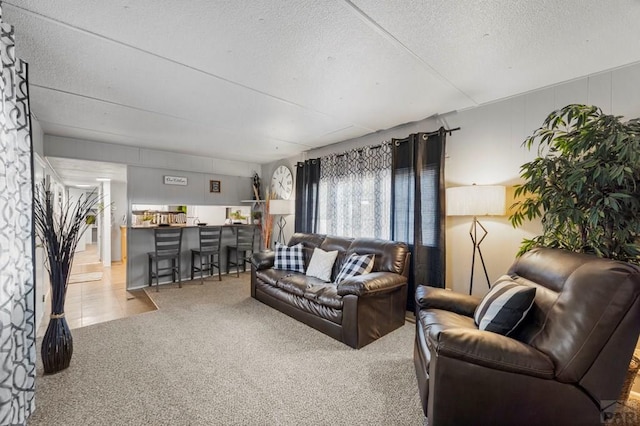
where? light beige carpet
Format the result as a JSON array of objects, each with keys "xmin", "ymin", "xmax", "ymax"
[
  {"xmin": 31, "ymin": 274, "xmax": 636, "ymax": 425},
  {"xmin": 607, "ymin": 395, "xmax": 640, "ymax": 425},
  {"xmin": 68, "ymin": 271, "xmax": 103, "ymax": 284},
  {"xmin": 29, "ymin": 274, "xmax": 425, "ymax": 425}
]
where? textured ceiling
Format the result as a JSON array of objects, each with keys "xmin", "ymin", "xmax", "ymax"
[{"xmin": 5, "ymin": 0, "xmax": 640, "ymax": 174}]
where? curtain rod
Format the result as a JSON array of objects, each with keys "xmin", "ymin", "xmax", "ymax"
[
  {"xmin": 298, "ymin": 127, "xmax": 461, "ymax": 164},
  {"xmin": 432, "ymin": 126, "xmax": 460, "ymax": 136}
]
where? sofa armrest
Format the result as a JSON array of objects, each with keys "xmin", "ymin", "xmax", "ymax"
[
  {"xmin": 337, "ymin": 272, "xmax": 407, "ymax": 297},
  {"xmin": 415, "ymin": 285, "xmax": 481, "ymax": 317},
  {"xmin": 428, "ymin": 327, "xmax": 554, "ymax": 379},
  {"xmin": 251, "ymin": 251, "xmax": 275, "ymax": 270}
]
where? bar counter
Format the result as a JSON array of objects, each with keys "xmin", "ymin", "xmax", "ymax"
[{"xmin": 127, "ymin": 224, "xmax": 260, "ymax": 289}]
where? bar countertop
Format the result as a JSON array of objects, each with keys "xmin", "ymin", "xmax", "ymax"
[{"xmin": 129, "ymin": 223, "xmax": 257, "ymax": 229}]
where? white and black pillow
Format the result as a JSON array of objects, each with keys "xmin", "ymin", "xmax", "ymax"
[
  {"xmin": 474, "ymin": 280, "xmax": 536, "ymax": 336},
  {"xmin": 306, "ymin": 248, "xmax": 339, "ymax": 282},
  {"xmin": 274, "ymin": 242, "xmax": 305, "ymax": 273},
  {"xmin": 335, "ymin": 253, "xmax": 375, "ymax": 284}
]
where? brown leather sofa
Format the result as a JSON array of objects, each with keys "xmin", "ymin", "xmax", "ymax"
[
  {"xmin": 251, "ymin": 232, "xmax": 410, "ymax": 349},
  {"xmin": 414, "ymin": 248, "xmax": 640, "ymax": 426}
]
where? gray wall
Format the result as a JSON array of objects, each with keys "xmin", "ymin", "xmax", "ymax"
[
  {"xmin": 127, "ymin": 166, "xmax": 253, "ymax": 206},
  {"xmin": 262, "ymin": 61, "xmax": 640, "ymax": 296},
  {"xmin": 260, "ymin": 157, "xmax": 299, "ymax": 245},
  {"xmin": 44, "ymin": 135, "xmax": 260, "ymax": 178}
]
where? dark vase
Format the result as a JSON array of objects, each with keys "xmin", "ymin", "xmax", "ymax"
[
  {"xmin": 41, "ymin": 315, "xmax": 73, "ymax": 374},
  {"xmin": 42, "ymin": 266, "xmax": 73, "ymax": 374}
]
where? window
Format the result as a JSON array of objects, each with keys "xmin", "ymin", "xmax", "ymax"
[{"xmin": 317, "ymin": 145, "xmax": 391, "ymax": 239}]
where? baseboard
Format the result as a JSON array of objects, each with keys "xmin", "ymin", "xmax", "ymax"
[{"xmin": 405, "ymin": 311, "xmax": 416, "ymax": 324}]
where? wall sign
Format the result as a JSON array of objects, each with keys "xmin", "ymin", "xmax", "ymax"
[
  {"xmin": 209, "ymin": 180, "xmax": 221, "ymax": 193},
  {"xmin": 164, "ymin": 175, "xmax": 188, "ymax": 186}
]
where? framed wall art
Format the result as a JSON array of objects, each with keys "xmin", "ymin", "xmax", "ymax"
[{"xmin": 209, "ymin": 180, "xmax": 221, "ymax": 193}]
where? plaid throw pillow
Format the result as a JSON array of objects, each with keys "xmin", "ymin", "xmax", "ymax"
[
  {"xmin": 273, "ymin": 242, "xmax": 305, "ymax": 273},
  {"xmin": 335, "ymin": 253, "xmax": 375, "ymax": 284}
]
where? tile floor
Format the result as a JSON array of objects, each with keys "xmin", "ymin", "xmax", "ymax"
[{"xmin": 37, "ymin": 244, "xmax": 156, "ymax": 337}]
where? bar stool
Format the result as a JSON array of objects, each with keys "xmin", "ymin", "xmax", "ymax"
[
  {"xmin": 147, "ymin": 227, "xmax": 183, "ymax": 292},
  {"xmin": 191, "ymin": 226, "xmax": 222, "ymax": 284},
  {"xmin": 226, "ymin": 225, "xmax": 256, "ymax": 277}
]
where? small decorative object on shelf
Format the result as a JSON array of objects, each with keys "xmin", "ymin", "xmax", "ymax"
[
  {"xmin": 252, "ymin": 211, "xmax": 262, "ymax": 225},
  {"xmin": 229, "ymin": 210, "xmax": 247, "ymax": 224},
  {"xmin": 252, "ymin": 172, "xmax": 262, "ymax": 200},
  {"xmin": 33, "ymin": 182, "xmax": 102, "ymax": 374}
]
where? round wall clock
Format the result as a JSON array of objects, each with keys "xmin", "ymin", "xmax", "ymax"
[{"xmin": 270, "ymin": 165, "xmax": 293, "ymax": 200}]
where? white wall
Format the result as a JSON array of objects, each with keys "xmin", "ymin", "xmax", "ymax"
[
  {"xmin": 67, "ymin": 188, "xmax": 90, "ymax": 252},
  {"xmin": 441, "ymin": 62, "xmax": 640, "ymax": 296},
  {"xmin": 32, "ymin": 116, "xmax": 66, "ymax": 332},
  {"xmin": 100, "ymin": 181, "xmax": 112, "ymax": 266},
  {"xmin": 189, "ymin": 205, "xmax": 250, "ymax": 226},
  {"xmin": 110, "ymin": 181, "xmax": 127, "ymax": 262},
  {"xmin": 263, "ymin": 61, "xmax": 640, "ymax": 297}
]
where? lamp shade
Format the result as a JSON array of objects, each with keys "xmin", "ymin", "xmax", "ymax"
[
  {"xmin": 269, "ymin": 199, "xmax": 294, "ymax": 215},
  {"xmin": 446, "ymin": 185, "xmax": 506, "ymax": 216}
]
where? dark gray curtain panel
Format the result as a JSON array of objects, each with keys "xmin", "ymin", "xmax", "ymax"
[
  {"xmin": 0, "ymin": 6, "xmax": 36, "ymax": 424},
  {"xmin": 392, "ymin": 128, "xmax": 447, "ymax": 312},
  {"xmin": 294, "ymin": 159, "xmax": 321, "ymax": 233}
]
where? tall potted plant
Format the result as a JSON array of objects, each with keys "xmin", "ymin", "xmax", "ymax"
[
  {"xmin": 33, "ymin": 183, "xmax": 101, "ymax": 374},
  {"xmin": 510, "ymin": 104, "xmax": 640, "ymax": 262},
  {"xmin": 509, "ymin": 104, "xmax": 640, "ymax": 400}
]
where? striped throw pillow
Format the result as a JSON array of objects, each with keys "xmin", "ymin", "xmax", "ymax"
[{"xmin": 474, "ymin": 280, "xmax": 536, "ymax": 336}]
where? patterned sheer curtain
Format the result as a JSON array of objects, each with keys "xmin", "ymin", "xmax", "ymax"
[
  {"xmin": 318, "ymin": 144, "xmax": 391, "ymax": 239},
  {"xmin": 0, "ymin": 6, "xmax": 36, "ymax": 424}
]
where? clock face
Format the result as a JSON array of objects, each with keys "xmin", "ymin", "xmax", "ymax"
[{"xmin": 270, "ymin": 165, "xmax": 293, "ymax": 200}]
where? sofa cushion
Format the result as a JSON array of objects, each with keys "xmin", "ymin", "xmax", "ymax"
[
  {"xmin": 275, "ymin": 273, "xmax": 310, "ymax": 297},
  {"xmin": 474, "ymin": 280, "xmax": 536, "ymax": 336},
  {"xmin": 274, "ymin": 242, "xmax": 305, "ymax": 273},
  {"xmin": 306, "ymin": 247, "xmax": 339, "ymax": 282},
  {"xmin": 289, "ymin": 233, "xmax": 327, "ymax": 270},
  {"xmin": 303, "ymin": 284, "xmax": 343, "ymax": 309},
  {"xmin": 347, "ymin": 238, "xmax": 409, "ymax": 275},
  {"xmin": 335, "ymin": 253, "xmax": 375, "ymax": 284},
  {"xmin": 256, "ymin": 280, "xmax": 342, "ymax": 324},
  {"xmin": 255, "ymin": 268, "xmax": 295, "ymax": 287},
  {"xmin": 320, "ymin": 236, "xmax": 354, "ymax": 279}
]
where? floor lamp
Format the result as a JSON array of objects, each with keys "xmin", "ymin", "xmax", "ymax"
[
  {"xmin": 269, "ymin": 199, "xmax": 294, "ymax": 246},
  {"xmin": 446, "ymin": 185, "xmax": 506, "ymax": 295}
]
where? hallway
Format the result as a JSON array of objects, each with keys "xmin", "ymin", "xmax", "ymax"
[{"xmin": 37, "ymin": 244, "xmax": 156, "ymax": 337}]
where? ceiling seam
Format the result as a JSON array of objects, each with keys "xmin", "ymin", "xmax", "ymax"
[
  {"xmin": 340, "ymin": 0, "xmax": 479, "ymax": 106},
  {"xmin": 4, "ymin": 2, "xmax": 378, "ymax": 133},
  {"xmin": 31, "ymin": 84, "xmax": 330, "ymax": 149},
  {"xmin": 31, "ymin": 84, "xmax": 202, "ymax": 122},
  {"xmin": 36, "ymin": 109, "xmax": 315, "ymax": 150}
]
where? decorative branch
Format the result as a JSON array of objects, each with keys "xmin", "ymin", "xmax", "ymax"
[
  {"xmin": 261, "ymin": 192, "xmax": 274, "ymax": 250},
  {"xmin": 33, "ymin": 182, "xmax": 102, "ymax": 314}
]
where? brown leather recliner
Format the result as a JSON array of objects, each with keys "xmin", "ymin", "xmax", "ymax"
[{"xmin": 414, "ymin": 248, "xmax": 640, "ymax": 426}]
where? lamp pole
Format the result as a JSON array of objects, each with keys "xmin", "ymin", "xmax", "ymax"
[{"xmin": 469, "ymin": 216, "xmax": 491, "ymax": 295}]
